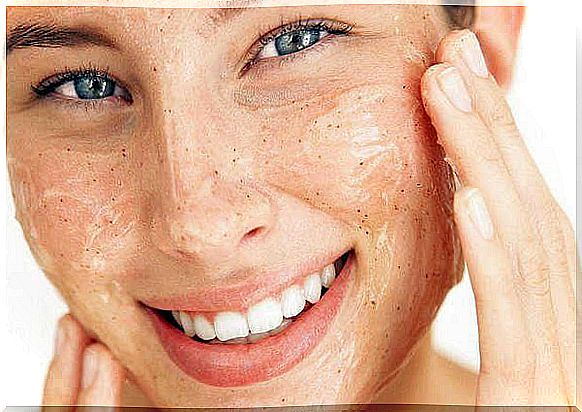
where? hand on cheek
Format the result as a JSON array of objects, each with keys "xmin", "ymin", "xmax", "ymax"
[
  {"xmin": 43, "ymin": 314, "xmax": 126, "ymax": 407},
  {"xmin": 420, "ymin": 30, "xmax": 575, "ymax": 405}
]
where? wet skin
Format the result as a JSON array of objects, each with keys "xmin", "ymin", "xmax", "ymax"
[{"xmin": 7, "ymin": 5, "xmax": 463, "ymax": 407}]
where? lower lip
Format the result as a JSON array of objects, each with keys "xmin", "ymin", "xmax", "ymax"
[{"xmin": 146, "ymin": 253, "xmax": 354, "ymax": 387}]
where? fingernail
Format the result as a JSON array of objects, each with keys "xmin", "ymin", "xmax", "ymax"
[
  {"xmin": 438, "ymin": 67, "xmax": 473, "ymax": 113},
  {"xmin": 81, "ymin": 347, "xmax": 99, "ymax": 390},
  {"xmin": 465, "ymin": 188, "xmax": 494, "ymax": 240},
  {"xmin": 461, "ymin": 32, "xmax": 489, "ymax": 78},
  {"xmin": 55, "ymin": 318, "xmax": 68, "ymax": 356}
]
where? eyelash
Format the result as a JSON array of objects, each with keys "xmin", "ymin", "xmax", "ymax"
[{"xmin": 30, "ymin": 18, "xmax": 353, "ymax": 108}]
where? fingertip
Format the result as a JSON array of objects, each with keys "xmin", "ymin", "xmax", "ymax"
[
  {"xmin": 79, "ymin": 343, "xmax": 125, "ymax": 406},
  {"xmin": 421, "ymin": 63, "xmax": 453, "ymax": 103},
  {"xmin": 435, "ymin": 29, "xmax": 473, "ymax": 63}
]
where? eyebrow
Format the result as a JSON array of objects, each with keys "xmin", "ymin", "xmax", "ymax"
[
  {"xmin": 6, "ymin": 23, "xmax": 116, "ymax": 55},
  {"xmin": 6, "ymin": 3, "xmax": 263, "ymax": 56}
]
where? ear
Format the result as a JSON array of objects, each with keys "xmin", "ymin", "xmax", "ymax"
[{"xmin": 472, "ymin": 6, "xmax": 526, "ymax": 90}]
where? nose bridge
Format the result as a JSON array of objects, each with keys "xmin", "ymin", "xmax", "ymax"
[{"xmin": 147, "ymin": 84, "xmax": 274, "ymax": 261}]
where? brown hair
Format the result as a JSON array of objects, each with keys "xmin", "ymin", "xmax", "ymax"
[{"xmin": 443, "ymin": 3, "xmax": 476, "ymax": 28}]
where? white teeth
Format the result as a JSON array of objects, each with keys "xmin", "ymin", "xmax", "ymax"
[
  {"xmin": 172, "ymin": 311, "xmax": 182, "ymax": 326},
  {"xmin": 320, "ymin": 263, "xmax": 336, "ymax": 288},
  {"xmin": 303, "ymin": 272, "xmax": 322, "ymax": 303},
  {"xmin": 281, "ymin": 285, "xmax": 306, "ymax": 318},
  {"xmin": 214, "ymin": 312, "xmax": 249, "ymax": 341},
  {"xmin": 193, "ymin": 314, "xmax": 216, "ymax": 340},
  {"xmin": 174, "ymin": 259, "xmax": 342, "ymax": 342},
  {"xmin": 179, "ymin": 312, "xmax": 196, "ymax": 337},
  {"xmin": 247, "ymin": 298, "xmax": 284, "ymax": 334}
]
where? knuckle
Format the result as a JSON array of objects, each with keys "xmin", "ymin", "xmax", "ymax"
[
  {"xmin": 513, "ymin": 243, "xmax": 552, "ymax": 297},
  {"xmin": 486, "ymin": 97, "xmax": 519, "ymax": 135},
  {"xmin": 481, "ymin": 346, "xmax": 536, "ymax": 382}
]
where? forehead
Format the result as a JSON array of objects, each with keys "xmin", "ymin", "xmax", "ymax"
[{"xmin": 6, "ymin": 3, "xmax": 426, "ymax": 28}]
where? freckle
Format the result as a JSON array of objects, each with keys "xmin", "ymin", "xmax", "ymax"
[
  {"xmin": 110, "ymin": 168, "xmax": 115, "ymax": 172},
  {"xmin": 153, "ymin": 67, "xmax": 157, "ymax": 72},
  {"xmin": 233, "ymin": 148, "xmax": 236, "ymax": 152},
  {"xmin": 214, "ymin": 170, "xmax": 219, "ymax": 175},
  {"xmin": 298, "ymin": 139, "xmax": 302, "ymax": 143},
  {"xmin": 59, "ymin": 198, "xmax": 63, "ymax": 203},
  {"xmin": 357, "ymin": 209, "xmax": 360, "ymax": 213},
  {"xmin": 66, "ymin": 147, "xmax": 71, "ymax": 152},
  {"xmin": 397, "ymin": 305, "xmax": 401, "ymax": 311},
  {"xmin": 400, "ymin": 189, "xmax": 405, "ymax": 193},
  {"xmin": 336, "ymin": 125, "xmax": 340, "ymax": 129},
  {"xmin": 359, "ymin": 161, "xmax": 364, "ymax": 166},
  {"xmin": 109, "ymin": 220, "xmax": 113, "ymax": 224},
  {"xmin": 111, "ymin": 197, "xmax": 115, "ymax": 201}
]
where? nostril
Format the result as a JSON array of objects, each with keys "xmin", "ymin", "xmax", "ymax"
[{"xmin": 241, "ymin": 226, "xmax": 265, "ymax": 244}]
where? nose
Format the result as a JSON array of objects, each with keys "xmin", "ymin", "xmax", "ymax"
[
  {"xmin": 159, "ymin": 173, "xmax": 274, "ymax": 260},
  {"xmin": 144, "ymin": 88, "xmax": 275, "ymax": 263}
]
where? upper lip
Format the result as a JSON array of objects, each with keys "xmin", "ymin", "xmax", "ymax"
[{"xmin": 140, "ymin": 247, "xmax": 351, "ymax": 313}]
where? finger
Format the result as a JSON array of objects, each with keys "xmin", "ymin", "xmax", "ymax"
[
  {"xmin": 453, "ymin": 188, "xmax": 532, "ymax": 404},
  {"xmin": 421, "ymin": 64, "xmax": 566, "ymax": 402},
  {"xmin": 76, "ymin": 343, "xmax": 125, "ymax": 407},
  {"xmin": 437, "ymin": 29, "xmax": 573, "ymax": 286},
  {"xmin": 436, "ymin": 30, "xmax": 575, "ymax": 401},
  {"xmin": 42, "ymin": 315, "xmax": 92, "ymax": 406}
]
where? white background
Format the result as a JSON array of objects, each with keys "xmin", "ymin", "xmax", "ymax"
[{"xmin": 2, "ymin": 2, "xmax": 579, "ymax": 406}]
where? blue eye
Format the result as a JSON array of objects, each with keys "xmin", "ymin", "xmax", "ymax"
[
  {"xmin": 258, "ymin": 27, "xmax": 327, "ymax": 59},
  {"xmin": 274, "ymin": 28, "xmax": 324, "ymax": 56},
  {"xmin": 65, "ymin": 76, "xmax": 116, "ymax": 99},
  {"xmin": 255, "ymin": 21, "xmax": 352, "ymax": 61},
  {"xmin": 33, "ymin": 69, "xmax": 131, "ymax": 103}
]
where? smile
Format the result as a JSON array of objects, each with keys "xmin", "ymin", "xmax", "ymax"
[{"xmin": 144, "ymin": 249, "xmax": 355, "ymax": 387}]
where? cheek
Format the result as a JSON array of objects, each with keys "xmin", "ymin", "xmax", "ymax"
[
  {"xmin": 9, "ymin": 149, "xmax": 139, "ymax": 276},
  {"xmin": 260, "ymin": 83, "xmax": 450, "ymax": 232}
]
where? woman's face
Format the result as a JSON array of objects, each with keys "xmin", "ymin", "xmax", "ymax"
[{"xmin": 7, "ymin": 4, "xmax": 462, "ymax": 407}]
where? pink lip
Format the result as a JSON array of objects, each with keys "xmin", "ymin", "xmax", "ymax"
[
  {"xmin": 145, "ymin": 253, "xmax": 354, "ymax": 387},
  {"xmin": 141, "ymin": 249, "xmax": 350, "ymax": 312}
]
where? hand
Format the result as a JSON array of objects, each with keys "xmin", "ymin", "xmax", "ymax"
[
  {"xmin": 421, "ymin": 30, "xmax": 576, "ymax": 406},
  {"xmin": 42, "ymin": 314, "xmax": 125, "ymax": 408}
]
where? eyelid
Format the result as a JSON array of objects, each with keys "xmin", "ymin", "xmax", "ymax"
[{"xmin": 240, "ymin": 18, "xmax": 353, "ymax": 74}]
